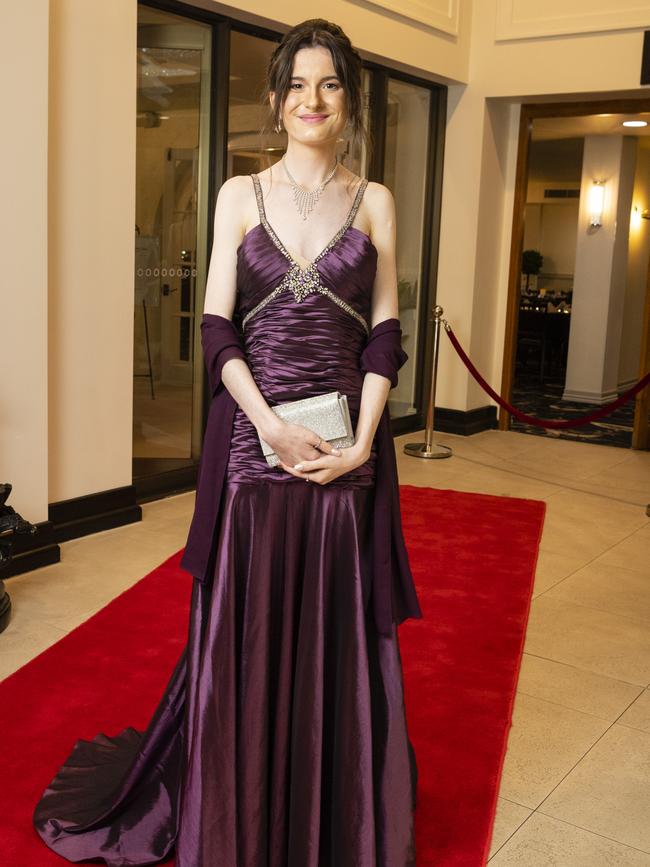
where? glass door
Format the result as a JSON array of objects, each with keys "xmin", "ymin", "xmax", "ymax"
[
  {"xmin": 383, "ymin": 77, "xmax": 432, "ymax": 421},
  {"xmin": 133, "ymin": 5, "xmax": 212, "ymax": 476}
]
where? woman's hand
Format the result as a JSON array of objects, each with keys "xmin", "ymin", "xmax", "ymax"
[
  {"xmin": 260, "ymin": 418, "xmax": 340, "ymax": 466},
  {"xmin": 281, "ymin": 441, "xmax": 370, "ymax": 485},
  {"xmin": 259, "ymin": 417, "xmax": 369, "ymax": 484}
]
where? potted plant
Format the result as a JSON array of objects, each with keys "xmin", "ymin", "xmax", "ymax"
[{"xmin": 522, "ymin": 249, "xmax": 544, "ymax": 293}]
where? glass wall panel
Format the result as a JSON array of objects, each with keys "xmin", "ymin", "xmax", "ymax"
[
  {"xmin": 383, "ymin": 78, "xmax": 431, "ymax": 420},
  {"xmin": 228, "ymin": 31, "xmax": 278, "ymax": 175},
  {"xmin": 133, "ymin": 5, "xmax": 212, "ymax": 473}
]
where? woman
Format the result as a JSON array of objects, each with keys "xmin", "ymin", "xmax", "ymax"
[{"xmin": 33, "ymin": 18, "xmax": 423, "ymax": 866}]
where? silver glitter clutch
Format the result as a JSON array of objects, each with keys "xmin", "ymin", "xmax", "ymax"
[{"xmin": 257, "ymin": 391, "xmax": 355, "ymax": 467}]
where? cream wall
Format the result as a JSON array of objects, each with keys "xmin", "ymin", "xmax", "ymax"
[
  {"xmin": 621, "ymin": 146, "xmax": 650, "ymax": 389},
  {"xmin": 4, "ymin": 0, "xmax": 650, "ymax": 523},
  {"xmin": 473, "ymin": 5, "xmax": 645, "ymax": 97},
  {"xmin": 0, "ymin": 3, "xmax": 50, "ymax": 522},
  {"xmin": 48, "ymin": 0, "xmax": 137, "ymax": 513},
  {"xmin": 2, "ymin": 1, "xmax": 136, "ymax": 521},
  {"xmin": 194, "ymin": 0, "xmax": 473, "ymax": 85}
]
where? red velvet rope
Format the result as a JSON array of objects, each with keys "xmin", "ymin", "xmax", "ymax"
[{"xmin": 444, "ymin": 324, "xmax": 650, "ymax": 430}]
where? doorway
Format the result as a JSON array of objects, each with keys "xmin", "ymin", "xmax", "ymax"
[{"xmin": 501, "ymin": 99, "xmax": 650, "ymax": 451}]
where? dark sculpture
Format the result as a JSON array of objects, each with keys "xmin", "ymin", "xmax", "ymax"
[{"xmin": 0, "ymin": 482, "xmax": 38, "ymax": 633}]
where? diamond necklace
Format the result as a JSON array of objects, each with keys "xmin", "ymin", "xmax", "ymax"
[{"xmin": 281, "ymin": 155, "xmax": 339, "ymax": 221}]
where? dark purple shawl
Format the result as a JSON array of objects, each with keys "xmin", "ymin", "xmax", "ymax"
[{"xmin": 180, "ymin": 313, "xmax": 423, "ymax": 636}]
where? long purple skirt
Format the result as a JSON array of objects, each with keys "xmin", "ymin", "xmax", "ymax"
[{"xmin": 33, "ymin": 480, "xmax": 417, "ymax": 866}]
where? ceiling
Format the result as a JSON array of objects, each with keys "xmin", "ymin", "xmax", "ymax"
[
  {"xmin": 532, "ymin": 113, "xmax": 650, "ymax": 141},
  {"xmin": 529, "ymin": 113, "xmax": 650, "ymax": 183}
]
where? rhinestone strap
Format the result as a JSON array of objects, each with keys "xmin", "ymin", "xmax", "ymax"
[{"xmin": 251, "ymin": 173, "xmax": 368, "ymax": 270}]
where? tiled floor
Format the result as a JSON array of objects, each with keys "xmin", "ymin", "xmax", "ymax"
[
  {"xmin": 3, "ymin": 428, "xmax": 649, "ymax": 864},
  {"xmin": 510, "ymin": 370, "xmax": 635, "ymax": 449}
]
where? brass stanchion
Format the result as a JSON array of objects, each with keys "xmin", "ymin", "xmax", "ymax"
[{"xmin": 404, "ymin": 305, "xmax": 452, "ymax": 460}]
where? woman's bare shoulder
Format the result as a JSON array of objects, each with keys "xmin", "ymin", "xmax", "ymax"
[
  {"xmin": 362, "ymin": 180, "xmax": 395, "ymax": 239},
  {"xmin": 363, "ymin": 180, "xmax": 394, "ymax": 209},
  {"xmin": 217, "ymin": 173, "xmax": 254, "ymax": 201},
  {"xmin": 214, "ymin": 175, "xmax": 256, "ymax": 234}
]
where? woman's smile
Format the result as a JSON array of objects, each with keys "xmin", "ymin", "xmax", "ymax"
[{"xmin": 298, "ymin": 113, "xmax": 329, "ymax": 123}]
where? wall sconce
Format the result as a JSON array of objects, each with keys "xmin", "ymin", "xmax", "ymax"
[{"xmin": 588, "ymin": 180, "xmax": 606, "ymax": 228}]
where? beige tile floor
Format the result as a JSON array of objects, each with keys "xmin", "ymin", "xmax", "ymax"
[{"xmin": 2, "ymin": 428, "xmax": 649, "ymax": 864}]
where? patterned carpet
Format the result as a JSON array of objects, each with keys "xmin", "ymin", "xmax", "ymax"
[{"xmin": 510, "ymin": 370, "xmax": 635, "ymax": 449}]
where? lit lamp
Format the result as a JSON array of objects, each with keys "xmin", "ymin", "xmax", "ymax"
[{"xmin": 588, "ymin": 180, "xmax": 606, "ymax": 228}]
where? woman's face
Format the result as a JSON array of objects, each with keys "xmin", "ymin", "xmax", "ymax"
[{"xmin": 271, "ymin": 45, "xmax": 348, "ymax": 146}]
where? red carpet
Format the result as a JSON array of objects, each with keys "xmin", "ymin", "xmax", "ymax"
[{"xmin": 0, "ymin": 484, "xmax": 545, "ymax": 866}]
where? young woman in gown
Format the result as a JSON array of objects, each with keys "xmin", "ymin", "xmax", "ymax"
[{"xmin": 33, "ymin": 18, "xmax": 423, "ymax": 867}]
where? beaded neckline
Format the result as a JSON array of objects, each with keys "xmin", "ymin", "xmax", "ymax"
[{"xmin": 251, "ymin": 173, "xmax": 369, "ymax": 275}]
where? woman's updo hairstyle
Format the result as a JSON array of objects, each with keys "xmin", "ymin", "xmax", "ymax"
[{"xmin": 260, "ymin": 18, "xmax": 372, "ymax": 166}]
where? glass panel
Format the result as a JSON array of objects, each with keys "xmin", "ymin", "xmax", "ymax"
[
  {"xmin": 343, "ymin": 69, "xmax": 371, "ymax": 177},
  {"xmin": 228, "ymin": 31, "xmax": 279, "ymax": 175},
  {"xmin": 133, "ymin": 5, "xmax": 211, "ymax": 472},
  {"xmin": 383, "ymin": 78, "xmax": 431, "ymax": 420}
]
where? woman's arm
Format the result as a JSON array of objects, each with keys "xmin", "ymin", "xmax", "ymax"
[
  {"xmin": 203, "ymin": 176, "xmax": 282, "ymax": 441},
  {"xmin": 353, "ymin": 182, "xmax": 400, "ymax": 457},
  {"xmin": 202, "ymin": 176, "xmax": 343, "ymax": 468}
]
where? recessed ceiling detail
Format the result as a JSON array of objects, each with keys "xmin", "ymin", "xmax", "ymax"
[
  {"xmin": 496, "ymin": 0, "xmax": 650, "ymax": 42},
  {"xmin": 346, "ymin": 0, "xmax": 459, "ymax": 37}
]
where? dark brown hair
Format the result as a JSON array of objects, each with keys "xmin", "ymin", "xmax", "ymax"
[{"xmin": 260, "ymin": 19, "xmax": 372, "ymax": 167}]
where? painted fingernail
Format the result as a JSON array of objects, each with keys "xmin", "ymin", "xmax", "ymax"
[
  {"xmin": 332, "ymin": 448, "xmax": 341, "ymax": 455},
  {"xmin": 294, "ymin": 463, "xmax": 303, "ymax": 470}
]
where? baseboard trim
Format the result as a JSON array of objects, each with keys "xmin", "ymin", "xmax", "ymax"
[
  {"xmin": 562, "ymin": 387, "xmax": 619, "ymax": 404},
  {"xmin": 431, "ymin": 404, "xmax": 498, "ymax": 436}
]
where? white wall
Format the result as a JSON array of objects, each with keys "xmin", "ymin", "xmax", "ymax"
[{"xmin": 564, "ymin": 136, "xmax": 637, "ymax": 403}]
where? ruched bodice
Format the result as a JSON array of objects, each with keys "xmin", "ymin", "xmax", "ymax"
[{"xmin": 226, "ymin": 173, "xmax": 379, "ymax": 486}]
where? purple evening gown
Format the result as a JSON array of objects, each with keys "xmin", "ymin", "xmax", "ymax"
[{"xmin": 33, "ymin": 174, "xmax": 418, "ymax": 866}]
